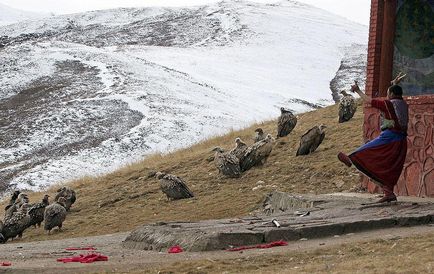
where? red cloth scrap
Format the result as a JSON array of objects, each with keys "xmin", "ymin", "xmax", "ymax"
[
  {"xmin": 1, "ymin": 262, "xmax": 12, "ymax": 266},
  {"xmin": 65, "ymin": 246, "xmax": 96, "ymax": 251},
  {"xmin": 168, "ymin": 245, "xmax": 183, "ymax": 253},
  {"xmin": 227, "ymin": 240, "xmax": 288, "ymax": 252},
  {"xmin": 57, "ymin": 253, "xmax": 108, "ymax": 263}
]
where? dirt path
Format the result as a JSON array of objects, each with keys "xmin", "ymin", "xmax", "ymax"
[{"xmin": 0, "ymin": 225, "xmax": 433, "ymax": 273}]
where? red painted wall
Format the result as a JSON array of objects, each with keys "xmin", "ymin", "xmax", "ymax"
[{"xmin": 363, "ymin": 0, "xmax": 434, "ymax": 197}]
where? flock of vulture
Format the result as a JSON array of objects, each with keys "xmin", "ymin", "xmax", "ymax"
[
  {"xmin": 0, "ymin": 91, "xmax": 357, "ymax": 242},
  {"xmin": 154, "ymin": 91, "xmax": 357, "ymax": 201},
  {"xmin": 0, "ymin": 187, "xmax": 76, "ymax": 243}
]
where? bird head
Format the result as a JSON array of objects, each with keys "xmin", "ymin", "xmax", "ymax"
[
  {"xmin": 265, "ymin": 134, "xmax": 275, "ymax": 142},
  {"xmin": 43, "ymin": 194, "xmax": 50, "ymax": 203},
  {"xmin": 12, "ymin": 190, "xmax": 21, "ymax": 199},
  {"xmin": 17, "ymin": 193, "xmax": 29, "ymax": 203},
  {"xmin": 57, "ymin": 197, "xmax": 67, "ymax": 207},
  {"xmin": 254, "ymin": 128, "xmax": 263, "ymax": 134},
  {"xmin": 57, "ymin": 187, "xmax": 66, "ymax": 193},
  {"xmin": 235, "ymin": 138, "xmax": 245, "ymax": 146},
  {"xmin": 319, "ymin": 124, "xmax": 327, "ymax": 133},
  {"xmin": 280, "ymin": 107, "xmax": 292, "ymax": 114},
  {"xmin": 155, "ymin": 172, "xmax": 166, "ymax": 179}
]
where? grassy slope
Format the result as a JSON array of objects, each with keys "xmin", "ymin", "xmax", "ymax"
[{"xmin": 1, "ymin": 101, "xmax": 364, "ymax": 242}]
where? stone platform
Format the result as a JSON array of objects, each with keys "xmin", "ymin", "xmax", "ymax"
[{"xmin": 122, "ymin": 192, "xmax": 434, "ymax": 252}]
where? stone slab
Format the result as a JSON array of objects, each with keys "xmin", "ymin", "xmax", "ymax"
[{"xmin": 122, "ymin": 192, "xmax": 434, "ymax": 251}]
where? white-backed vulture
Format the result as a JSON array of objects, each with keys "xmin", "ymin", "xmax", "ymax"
[
  {"xmin": 155, "ymin": 172, "xmax": 194, "ymax": 201},
  {"xmin": 277, "ymin": 107, "xmax": 297, "ymax": 138},
  {"xmin": 28, "ymin": 194, "xmax": 50, "ymax": 228},
  {"xmin": 240, "ymin": 134, "xmax": 274, "ymax": 172},
  {"xmin": 0, "ymin": 203, "xmax": 31, "ymax": 243},
  {"xmin": 55, "ymin": 187, "xmax": 76, "ymax": 211},
  {"xmin": 4, "ymin": 193, "xmax": 28, "ymax": 222},
  {"xmin": 4, "ymin": 190, "xmax": 21, "ymax": 211},
  {"xmin": 213, "ymin": 147, "xmax": 241, "ymax": 178},
  {"xmin": 254, "ymin": 128, "xmax": 266, "ymax": 143},
  {"xmin": 338, "ymin": 91, "xmax": 357, "ymax": 123},
  {"xmin": 44, "ymin": 197, "xmax": 67, "ymax": 234},
  {"xmin": 0, "ymin": 221, "xmax": 4, "ymax": 243},
  {"xmin": 229, "ymin": 138, "xmax": 248, "ymax": 160},
  {"xmin": 296, "ymin": 124, "xmax": 327, "ymax": 156}
]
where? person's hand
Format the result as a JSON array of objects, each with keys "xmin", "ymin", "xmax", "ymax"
[
  {"xmin": 391, "ymin": 72, "xmax": 406, "ymax": 85},
  {"xmin": 351, "ymin": 80, "xmax": 360, "ymax": 93}
]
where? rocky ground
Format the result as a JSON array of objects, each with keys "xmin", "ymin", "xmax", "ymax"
[{"xmin": 0, "ymin": 222, "xmax": 432, "ymax": 273}]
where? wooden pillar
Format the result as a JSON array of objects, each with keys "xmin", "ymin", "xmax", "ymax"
[{"xmin": 378, "ymin": 0, "xmax": 397, "ymax": 96}]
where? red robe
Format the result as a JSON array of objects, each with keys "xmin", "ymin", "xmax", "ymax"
[{"xmin": 349, "ymin": 98, "xmax": 408, "ymax": 196}]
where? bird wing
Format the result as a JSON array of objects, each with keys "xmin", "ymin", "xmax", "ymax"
[
  {"xmin": 224, "ymin": 153, "xmax": 240, "ymax": 165},
  {"xmin": 28, "ymin": 203, "xmax": 42, "ymax": 215},
  {"xmin": 230, "ymin": 144, "xmax": 248, "ymax": 160},
  {"xmin": 220, "ymin": 153, "xmax": 241, "ymax": 177},
  {"xmin": 278, "ymin": 113, "xmax": 297, "ymax": 137},
  {"xmin": 296, "ymin": 127, "xmax": 318, "ymax": 155},
  {"xmin": 45, "ymin": 204, "xmax": 64, "ymax": 218},
  {"xmin": 310, "ymin": 131, "xmax": 325, "ymax": 152},
  {"xmin": 69, "ymin": 190, "xmax": 77, "ymax": 204},
  {"xmin": 164, "ymin": 175, "xmax": 194, "ymax": 198},
  {"xmin": 173, "ymin": 176, "xmax": 194, "ymax": 197}
]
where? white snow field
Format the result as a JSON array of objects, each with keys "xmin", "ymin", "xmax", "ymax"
[
  {"xmin": 0, "ymin": 3, "xmax": 49, "ymax": 26},
  {"xmin": 0, "ymin": 0, "xmax": 367, "ymax": 191}
]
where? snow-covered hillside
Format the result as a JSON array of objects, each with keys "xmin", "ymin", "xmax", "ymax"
[
  {"xmin": 0, "ymin": 3, "xmax": 49, "ymax": 26},
  {"xmin": 0, "ymin": 0, "xmax": 367, "ymax": 192}
]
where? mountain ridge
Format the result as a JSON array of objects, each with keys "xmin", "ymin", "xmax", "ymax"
[
  {"xmin": 0, "ymin": 0, "xmax": 367, "ymax": 193},
  {"xmin": 0, "ymin": 3, "xmax": 49, "ymax": 26}
]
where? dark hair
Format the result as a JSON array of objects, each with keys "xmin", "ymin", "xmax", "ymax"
[{"xmin": 388, "ymin": 85, "xmax": 403, "ymax": 97}]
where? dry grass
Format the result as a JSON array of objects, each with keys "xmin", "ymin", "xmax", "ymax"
[
  {"xmin": 145, "ymin": 232, "xmax": 434, "ymax": 274},
  {"xmin": 1, "ymin": 101, "xmax": 365, "ymax": 242}
]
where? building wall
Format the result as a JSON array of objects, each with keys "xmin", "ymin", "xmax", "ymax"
[{"xmin": 363, "ymin": 0, "xmax": 434, "ymax": 197}]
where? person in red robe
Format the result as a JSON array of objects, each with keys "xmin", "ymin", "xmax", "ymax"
[{"xmin": 338, "ymin": 73, "xmax": 408, "ymax": 203}]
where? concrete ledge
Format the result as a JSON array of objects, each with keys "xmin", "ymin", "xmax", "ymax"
[{"xmin": 123, "ymin": 193, "xmax": 434, "ymax": 251}]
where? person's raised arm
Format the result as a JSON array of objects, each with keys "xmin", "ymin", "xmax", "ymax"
[
  {"xmin": 391, "ymin": 72, "xmax": 406, "ymax": 85},
  {"xmin": 351, "ymin": 81, "xmax": 371, "ymax": 103}
]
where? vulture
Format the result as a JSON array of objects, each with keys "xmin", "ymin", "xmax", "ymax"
[
  {"xmin": 55, "ymin": 187, "xmax": 76, "ymax": 211},
  {"xmin": 28, "ymin": 194, "xmax": 50, "ymax": 228},
  {"xmin": 254, "ymin": 128, "xmax": 266, "ymax": 143},
  {"xmin": 213, "ymin": 147, "xmax": 241, "ymax": 178},
  {"xmin": 240, "ymin": 134, "xmax": 274, "ymax": 172},
  {"xmin": 338, "ymin": 91, "xmax": 357, "ymax": 123},
  {"xmin": 0, "ymin": 203, "xmax": 31, "ymax": 243},
  {"xmin": 44, "ymin": 197, "xmax": 67, "ymax": 234},
  {"xmin": 4, "ymin": 193, "xmax": 28, "ymax": 222},
  {"xmin": 4, "ymin": 190, "xmax": 21, "ymax": 210},
  {"xmin": 229, "ymin": 138, "xmax": 248, "ymax": 160},
  {"xmin": 155, "ymin": 172, "xmax": 194, "ymax": 201},
  {"xmin": 296, "ymin": 124, "xmax": 327, "ymax": 156},
  {"xmin": 277, "ymin": 107, "xmax": 297, "ymax": 138},
  {"xmin": 0, "ymin": 221, "xmax": 3, "ymax": 243}
]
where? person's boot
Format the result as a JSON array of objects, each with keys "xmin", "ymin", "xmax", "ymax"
[{"xmin": 376, "ymin": 195, "xmax": 397, "ymax": 203}]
